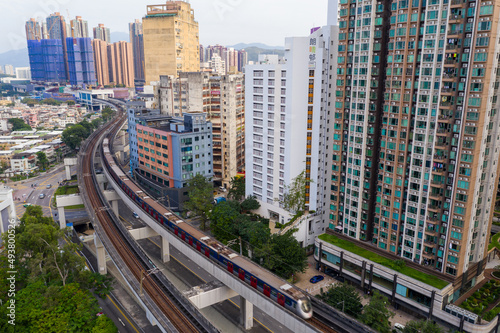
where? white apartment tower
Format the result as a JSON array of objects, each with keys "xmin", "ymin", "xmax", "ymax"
[{"xmin": 245, "ymin": 25, "xmax": 339, "ymax": 247}]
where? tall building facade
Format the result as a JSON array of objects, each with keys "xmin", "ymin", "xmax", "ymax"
[
  {"xmin": 46, "ymin": 13, "xmax": 69, "ymax": 79},
  {"xmin": 157, "ymin": 72, "xmax": 245, "ymax": 187},
  {"xmin": 129, "ymin": 19, "xmax": 145, "ymax": 81},
  {"xmin": 107, "ymin": 41, "xmax": 135, "ymax": 88},
  {"xmin": 329, "ymin": 0, "xmax": 500, "ymax": 280},
  {"xmin": 66, "ymin": 37, "xmax": 96, "ymax": 86},
  {"xmin": 245, "ymin": 26, "xmax": 338, "ymax": 246},
  {"xmin": 92, "ymin": 39, "xmax": 110, "ymax": 86},
  {"xmin": 143, "ymin": 1, "xmax": 200, "ymax": 83},
  {"xmin": 70, "ymin": 16, "xmax": 89, "ymax": 38},
  {"xmin": 94, "ymin": 24, "xmax": 111, "ymax": 43},
  {"xmin": 25, "ymin": 18, "xmax": 42, "ymax": 40}
]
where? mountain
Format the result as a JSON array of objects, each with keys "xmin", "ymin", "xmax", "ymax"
[
  {"xmin": 228, "ymin": 43, "xmax": 284, "ymax": 50},
  {"xmin": 0, "ymin": 48, "xmax": 29, "ymax": 68},
  {"xmin": 244, "ymin": 47, "xmax": 285, "ymax": 63},
  {"xmin": 111, "ymin": 32, "xmax": 130, "ymax": 43}
]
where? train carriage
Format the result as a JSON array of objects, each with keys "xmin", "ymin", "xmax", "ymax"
[{"xmin": 101, "ymin": 137, "xmax": 312, "ymax": 320}]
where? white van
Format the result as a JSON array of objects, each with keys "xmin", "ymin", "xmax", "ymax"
[{"xmin": 394, "ymin": 323, "xmax": 405, "ymax": 332}]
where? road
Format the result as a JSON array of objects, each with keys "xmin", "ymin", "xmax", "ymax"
[
  {"xmin": 117, "ymin": 201, "xmax": 293, "ymax": 333},
  {"xmin": 11, "ymin": 165, "xmax": 74, "ymax": 219}
]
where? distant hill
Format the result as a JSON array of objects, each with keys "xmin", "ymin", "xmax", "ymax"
[
  {"xmin": 111, "ymin": 32, "xmax": 130, "ymax": 43},
  {"xmin": 228, "ymin": 43, "xmax": 284, "ymax": 50},
  {"xmin": 244, "ymin": 47, "xmax": 285, "ymax": 63},
  {"xmin": 0, "ymin": 48, "xmax": 29, "ymax": 68}
]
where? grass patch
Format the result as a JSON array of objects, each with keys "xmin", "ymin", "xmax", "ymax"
[
  {"xmin": 489, "ymin": 233, "xmax": 500, "ymax": 251},
  {"xmin": 319, "ymin": 233, "xmax": 449, "ymax": 289},
  {"xmin": 64, "ymin": 204, "xmax": 85, "ymax": 210},
  {"xmin": 54, "ymin": 185, "xmax": 79, "ymax": 196}
]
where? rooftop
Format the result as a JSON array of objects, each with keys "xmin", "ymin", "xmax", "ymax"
[{"xmin": 318, "ymin": 233, "xmax": 450, "ymax": 289}]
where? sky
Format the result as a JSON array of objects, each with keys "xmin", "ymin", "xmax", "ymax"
[{"xmin": 0, "ymin": 0, "xmax": 328, "ymax": 53}]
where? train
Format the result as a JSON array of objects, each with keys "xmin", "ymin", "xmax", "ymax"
[{"xmin": 101, "ymin": 136, "xmax": 313, "ymax": 320}]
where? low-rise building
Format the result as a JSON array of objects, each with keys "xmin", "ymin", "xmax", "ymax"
[{"xmin": 128, "ymin": 106, "xmax": 212, "ymax": 211}]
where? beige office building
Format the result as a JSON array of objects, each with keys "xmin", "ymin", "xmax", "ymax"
[{"xmin": 143, "ymin": 1, "xmax": 200, "ymax": 84}]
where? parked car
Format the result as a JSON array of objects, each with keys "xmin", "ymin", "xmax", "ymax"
[
  {"xmin": 96, "ymin": 312, "xmax": 104, "ymax": 317},
  {"xmin": 132, "ymin": 212, "xmax": 140, "ymax": 219},
  {"xmin": 23, "ymin": 203, "xmax": 32, "ymax": 208},
  {"xmin": 46, "ymin": 184, "xmax": 52, "ymax": 189},
  {"xmin": 394, "ymin": 323, "xmax": 405, "ymax": 332},
  {"xmin": 310, "ymin": 275, "xmax": 324, "ymax": 284},
  {"xmin": 39, "ymin": 193, "xmax": 46, "ymax": 199},
  {"xmin": 219, "ymin": 186, "xmax": 227, "ymax": 192}
]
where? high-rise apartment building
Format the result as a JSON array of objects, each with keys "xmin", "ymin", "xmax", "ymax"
[
  {"xmin": 129, "ymin": 19, "xmax": 145, "ymax": 81},
  {"xmin": 25, "ymin": 18, "xmax": 42, "ymax": 40},
  {"xmin": 156, "ymin": 72, "xmax": 245, "ymax": 187},
  {"xmin": 70, "ymin": 16, "xmax": 89, "ymax": 38},
  {"xmin": 201, "ymin": 44, "xmax": 248, "ymax": 73},
  {"xmin": 46, "ymin": 13, "xmax": 69, "ymax": 79},
  {"xmin": 209, "ymin": 54, "xmax": 226, "ymax": 75},
  {"xmin": 328, "ymin": 0, "xmax": 500, "ymax": 281},
  {"xmin": 143, "ymin": 1, "xmax": 200, "ymax": 83},
  {"xmin": 94, "ymin": 24, "xmax": 111, "ymax": 43},
  {"xmin": 66, "ymin": 37, "xmax": 96, "ymax": 86},
  {"xmin": 107, "ymin": 41, "xmax": 135, "ymax": 88},
  {"xmin": 245, "ymin": 25, "xmax": 338, "ymax": 246},
  {"xmin": 4, "ymin": 65, "xmax": 14, "ymax": 76},
  {"xmin": 92, "ymin": 39, "xmax": 110, "ymax": 86}
]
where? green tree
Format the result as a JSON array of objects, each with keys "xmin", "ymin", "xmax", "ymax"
[
  {"xmin": 276, "ymin": 170, "xmax": 309, "ymax": 214},
  {"xmin": 92, "ymin": 315, "xmax": 118, "ymax": 333},
  {"xmin": 209, "ymin": 201, "xmax": 241, "ymax": 243},
  {"xmin": 36, "ymin": 151, "xmax": 49, "ymax": 171},
  {"xmin": 91, "ymin": 118, "xmax": 102, "ymax": 129},
  {"xmin": 101, "ymin": 107, "xmax": 115, "ymax": 121},
  {"xmin": 228, "ymin": 175, "xmax": 245, "ymax": 201},
  {"xmin": 319, "ymin": 284, "xmax": 363, "ymax": 318},
  {"xmin": 184, "ymin": 174, "xmax": 214, "ymax": 230},
  {"xmin": 360, "ymin": 291, "xmax": 394, "ymax": 333},
  {"xmin": 67, "ymin": 100, "xmax": 76, "ymax": 105},
  {"xmin": 90, "ymin": 273, "xmax": 115, "ymax": 298},
  {"xmin": 402, "ymin": 320, "xmax": 444, "ymax": 333},
  {"xmin": 8, "ymin": 118, "xmax": 32, "ymax": 131},
  {"xmin": 62, "ymin": 124, "xmax": 88, "ymax": 150},
  {"xmin": 241, "ymin": 195, "xmax": 260, "ymax": 212},
  {"xmin": 268, "ymin": 229, "xmax": 308, "ymax": 279}
]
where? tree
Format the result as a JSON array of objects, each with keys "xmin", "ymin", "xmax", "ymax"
[
  {"xmin": 241, "ymin": 196, "xmax": 260, "ymax": 212},
  {"xmin": 101, "ymin": 107, "xmax": 115, "ymax": 121},
  {"xmin": 67, "ymin": 100, "xmax": 76, "ymax": 106},
  {"xmin": 228, "ymin": 175, "xmax": 245, "ymax": 201},
  {"xmin": 36, "ymin": 151, "xmax": 49, "ymax": 171},
  {"xmin": 319, "ymin": 284, "xmax": 363, "ymax": 318},
  {"xmin": 275, "ymin": 170, "xmax": 309, "ymax": 214},
  {"xmin": 267, "ymin": 229, "xmax": 308, "ymax": 279},
  {"xmin": 8, "ymin": 118, "xmax": 32, "ymax": 131},
  {"xmin": 92, "ymin": 315, "xmax": 118, "ymax": 333},
  {"xmin": 209, "ymin": 201, "xmax": 241, "ymax": 243},
  {"xmin": 62, "ymin": 124, "xmax": 89, "ymax": 150},
  {"xmin": 402, "ymin": 320, "xmax": 444, "ymax": 333},
  {"xmin": 184, "ymin": 174, "xmax": 214, "ymax": 230},
  {"xmin": 91, "ymin": 118, "xmax": 102, "ymax": 129},
  {"xmin": 360, "ymin": 291, "xmax": 394, "ymax": 333}
]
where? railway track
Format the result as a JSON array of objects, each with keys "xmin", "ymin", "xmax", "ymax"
[
  {"xmin": 81, "ymin": 111, "xmax": 205, "ymax": 332},
  {"xmin": 310, "ymin": 317, "xmax": 338, "ymax": 333}
]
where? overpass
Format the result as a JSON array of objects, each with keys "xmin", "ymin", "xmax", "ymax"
[{"xmin": 81, "ymin": 100, "xmax": 373, "ymax": 333}]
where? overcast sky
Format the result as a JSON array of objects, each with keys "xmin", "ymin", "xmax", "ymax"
[{"xmin": 0, "ymin": 0, "xmax": 328, "ymax": 53}]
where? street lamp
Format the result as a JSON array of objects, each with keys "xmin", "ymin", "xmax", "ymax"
[
  {"xmin": 140, "ymin": 267, "xmax": 161, "ymax": 296},
  {"xmin": 337, "ymin": 300, "xmax": 345, "ymax": 313},
  {"xmin": 227, "ymin": 237, "xmax": 243, "ymax": 255}
]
